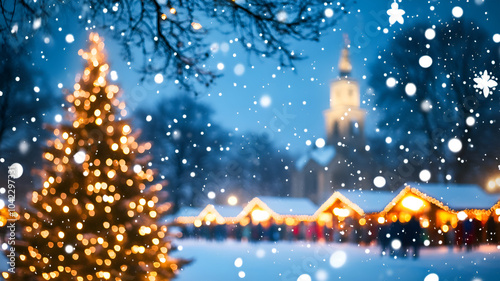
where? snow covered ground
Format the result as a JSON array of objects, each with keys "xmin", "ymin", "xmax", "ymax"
[{"xmin": 172, "ymin": 239, "xmax": 500, "ymax": 281}]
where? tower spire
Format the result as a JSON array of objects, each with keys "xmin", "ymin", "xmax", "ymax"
[{"xmin": 339, "ymin": 34, "xmax": 352, "ymax": 77}]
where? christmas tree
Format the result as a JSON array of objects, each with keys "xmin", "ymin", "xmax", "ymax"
[{"xmin": 4, "ymin": 33, "xmax": 186, "ymax": 281}]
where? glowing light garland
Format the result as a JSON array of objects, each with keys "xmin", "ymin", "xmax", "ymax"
[
  {"xmin": 3, "ymin": 33, "xmax": 186, "ymax": 281},
  {"xmin": 175, "ymin": 186, "xmax": 496, "ymax": 226}
]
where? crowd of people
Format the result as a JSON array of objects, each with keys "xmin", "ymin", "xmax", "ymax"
[
  {"xmin": 178, "ymin": 215, "xmax": 500, "ymax": 257},
  {"xmin": 377, "ymin": 216, "xmax": 422, "ymax": 258}
]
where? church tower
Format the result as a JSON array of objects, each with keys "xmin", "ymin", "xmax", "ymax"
[
  {"xmin": 323, "ymin": 42, "xmax": 366, "ymax": 147},
  {"xmin": 292, "ymin": 37, "xmax": 372, "ymax": 203}
]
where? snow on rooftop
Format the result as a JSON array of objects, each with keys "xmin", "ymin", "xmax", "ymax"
[
  {"xmin": 212, "ymin": 205, "xmax": 242, "ymax": 218},
  {"xmin": 296, "ymin": 145, "xmax": 336, "ymax": 170},
  {"xmin": 405, "ymin": 182, "xmax": 500, "ymax": 210},
  {"xmin": 176, "ymin": 206, "xmax": 203, "ymax": 217},
  {"xmin": 162, "ymin": 206, "xmax": 202, "ymax": 223},
  {"xmin": 257, "ymin": 196, "xmax": 318, "ymax": 216},
  {"xmin": 340, "ymin": 189, "xmax": 397, "ymax": 214}
]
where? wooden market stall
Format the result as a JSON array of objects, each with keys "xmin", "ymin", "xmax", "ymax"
[
  {"xmin": 492, "ymin": 201, "xmax": 500, "ymax": 221},
  {"xmin": 168, "ymin": 185, "xmax": 499, "ymax": 244},
  {"xmin": 338, "ymin": 190, "xmax": 397, "ymax": 244},
  {"xmin": 236, "ymin": 196, "xmax": 317, "ymax": 226},
  {"xmin": 314, "ymin": 192, "xmax": 364, "ymax": 242},
  {"xmin": 175, "ymin": 204, "xmax": 241, "ymax": 226},
  {"xmin": 378, "ymin": 183, "xmax": 499, "ymax": 246},
  {"xmin": 172, "ymin": 206, "xmax": 203, "ymax": 225},
  {"xmin": 174, "ymin": 204, "xmax": 241, "ymax": 240},
  {"xmin": 233, "ymin": 196, "xmax": 317, "ymax": 241}
]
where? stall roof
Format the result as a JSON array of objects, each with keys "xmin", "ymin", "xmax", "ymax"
[
  {"xmin": 315, "ymin": 192, "xmax": 364, "ymax": 216},
  {"xmin": 163, "ymin": 206, "xmax": 202, "ymax": 223},
  {"xmin": 339, "ymin": 190, "xmax": 398, "ymax": 214},
  {"xmin": 405, "ymin": 182, "xmax": 499, "ymax": 211},
  {"xmin": 212, "ymin": 205, "xmax": 242, "ymax": 218},
  {"xmin": 238, "ymin": 196, "xmax": 318, "ymax": 220},
  {"xmin": 176, "ymin": 206, "xmax": 203, "ymax": 217},
  {"xmin": 257, "ymin": 196, "xmax": 318, "ymax": 216}
]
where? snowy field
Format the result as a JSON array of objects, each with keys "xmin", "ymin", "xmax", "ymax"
[{"xmin": 172, "ymin": 239, "xmax": 500, "ymax": 281}]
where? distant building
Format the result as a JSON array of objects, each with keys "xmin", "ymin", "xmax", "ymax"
[{"xmin": 292, "ymin": 42, "xmax": 373, "ymax": 204}]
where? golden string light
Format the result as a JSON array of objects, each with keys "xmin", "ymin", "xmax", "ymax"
[
  {"xmin": 5, "ymin": 32, "xmax": 183, "ymax": 280},
  {"xmin": 176, "ymin": 186, "xmax": 497, "ymax": 228}
]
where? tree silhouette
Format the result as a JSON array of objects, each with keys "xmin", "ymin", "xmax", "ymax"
[
  {"xmin": 369, "ymin": 20, "xmax": 500, "ymax": 188},
  {"xmin": 1, "ymin": 0, "xmax": 352, "ymax": 91},
  {"xmin": 233, "ymin": 132, "xmax": 292, "ymax": 196},
  {"xmin": 0, "ymin": 43, "xmax": 56, "ymax": 154},
  {"xmin": 136, "ymin": 94, "xmax": 231, "ymax": 208}
]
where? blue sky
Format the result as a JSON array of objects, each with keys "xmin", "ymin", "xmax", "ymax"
[{"xmin": 34, "ymin": 0, "xmax": 500, "ymax": 156}]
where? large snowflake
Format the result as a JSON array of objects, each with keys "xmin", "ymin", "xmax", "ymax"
[
  {"xmin": 387, "ymin": 0, "xmax": 405, "ymax": 26},
  {"xmin": 473, "ymin": 70, "xmax": 498, "ymax": 98}
]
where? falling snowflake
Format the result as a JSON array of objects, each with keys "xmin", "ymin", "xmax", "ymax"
[
  {"xmin": 8, "ymin": 163, "xmax": 24, "ymax": 179},
  {"xmin": 387, "ymin": 0, "xmax": 405, "ymax": 25},
  {"xmin": 473, "ymin": 70, "xmax": 497, "ymax": 98}
]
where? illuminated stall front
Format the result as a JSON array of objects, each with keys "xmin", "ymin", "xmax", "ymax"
[
  {"xmin": 379, "ymin": 183, "xmax": 499, "ymax": 245},
  {"xmin": 169, "ymin": 184, "xmax": 499, "ymax": 244},
  {"xmin": 236, "ymin": 196, "xmax": 317, "ymax": 228},
  {"xmin": 338, "ymin": 190, "xmax": 398, "ymax": 244},
  {"xmin": 175, "ymin": 204, "xmax": 241, "ymax": 227},
  {"xmin": 172, "ymin": 206, "xmax": 203, "ymax": 225},
  {"xmin": 383, "ymin": 191, "xmax": 433, "ymax": 223},
  {"xmin": 173, "ymin": 204, "xmax": 242, "ymax": 240},
  {"xmin": 493, "ymin": 201, "xmax": 500, "ymax": 222},
  {"xmin": 193, "ymin": 205, "xmax": 227, "ymax": 227},
  {"xmin": 314, "ymin": 192, "xmax": 365, "ymax": 242}
]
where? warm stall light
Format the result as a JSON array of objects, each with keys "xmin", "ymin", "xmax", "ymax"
[
  {"xmin": 318, "ymin": 212, "xmax": 332, "ymax": 223},
  {"xmin": 237, "ymin": 217, "xmax": 249, "ymax": 227},
  {"xmin": 205, "ymin": 213, "xmax": 216, "ymax": 222},
  {"xmin": 194, "ymin": 219, "xmax": 202, "ymax": 228},
  {"xmin": 251, "ymin": 209, "xmax": 270, "ymax": 222},
  {"xmin": 496, "ymin": 209, "xmax": 500, "ymax": 216},
  {"xmin": 421, "ymin": 219, "xmax": 430, "ymax": 228},
  {"xmin": 285, "ymin": 217, "xmax": 296, "ymax": 226},
  {"xmin": 442, "ymin": 225, "xmax": 449, "ymax": 233},
  {"xmin": 401, "ymin": 195, "xmax": 424, "ymax": 211},
  {"xmin": 457, "ymin": 211, "xmax": 468, "ymax": 221},
  {"xmin": 216, "ymin": 217, "xmax": 225, "ymax": 225},
  {"xmin": 359, "ymin": 218, "xmax": 366, "ymax": 226},
  {"xmin": 333, "ymin": 207, "xmax": 350, "ymax": 217},
  {"xmin": 402, "ymin": 213, "xmax": 411, "ymax": 223},
  {"xmin": 377, "ymin": 217, "xmax": 386, "ymax": 224}
]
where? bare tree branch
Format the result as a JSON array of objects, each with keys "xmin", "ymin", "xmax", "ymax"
[{"xmin": 1, "ymin": 0, "xmax": 352, "ymax": 93}]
